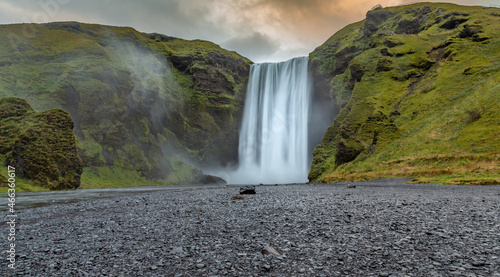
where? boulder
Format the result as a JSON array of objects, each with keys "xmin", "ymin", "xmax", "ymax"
[
  {"xmin": 199, "ymin": 174, "xmax": 227, "ymax": 185},
  {"xmin": 239, "ymin": 185, "xmax": 256, "ymax": 194},
  {"xmin": 1, "ymin": 97, "xmax": 83, "ymax": 190}
]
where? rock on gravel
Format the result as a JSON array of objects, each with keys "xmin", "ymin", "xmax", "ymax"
[
  {"xmin": 1, "ymin": 179, "xmax": 499, "ymax": 276},
  {"xmin": 240, "ymin": 185, "xmax": 256, "ymax": 195}
]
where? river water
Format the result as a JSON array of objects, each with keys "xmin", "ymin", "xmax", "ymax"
[{"xmin": 0, "ymin": 184, "xmax": 227, "ymax": 211}]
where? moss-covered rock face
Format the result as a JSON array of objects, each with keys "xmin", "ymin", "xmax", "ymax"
[
  {"xmin": 309, "ymin": 3, "xmax": 500, "ymax": 183},
  {"xmin": 0, "ymin": 97, "xmax": 83, "ymax": 189},
  {"xmin": 0, "ymin": 23, "xmax": 251, "ymax": 185}
]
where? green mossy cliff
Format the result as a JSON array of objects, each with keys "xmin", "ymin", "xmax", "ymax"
[
  {"xmin": 309, "ymin": 3, "xmax": 500, "ymax": 184},
  {"xmin": 0, "ymin": 23, "xmax": 251, "ymax": 186},
  {"xmin": 0, "ymin": 97, "xmax": 82, "ymax": 190}
]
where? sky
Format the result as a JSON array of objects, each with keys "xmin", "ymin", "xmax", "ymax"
[{"xmin": 0, "ymin": 0, "xmax": 498, "ymax": 62}]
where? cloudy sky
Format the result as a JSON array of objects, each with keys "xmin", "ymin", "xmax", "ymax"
[{"xmin": 0, "ymin": 0, "xmax": 497, "ymax": 62}]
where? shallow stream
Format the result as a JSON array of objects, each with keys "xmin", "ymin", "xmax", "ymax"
[{"xmin": 0, "ymin": 184, "xmax": 227, "ymax": 211}]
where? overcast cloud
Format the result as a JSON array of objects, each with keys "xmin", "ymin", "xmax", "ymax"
[{"xmin": 0, "ymin": 0, "xmax": 497, "ymax": 62}]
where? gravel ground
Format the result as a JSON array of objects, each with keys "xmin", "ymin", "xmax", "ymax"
[{"xmin": 1, "ymin": 179, "xmax": 500, "ymax": 276}]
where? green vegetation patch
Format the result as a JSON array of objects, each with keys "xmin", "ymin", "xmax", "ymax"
[{"xmin": 79, "ymin": 166, "xmax": 172, "ymax": 189}]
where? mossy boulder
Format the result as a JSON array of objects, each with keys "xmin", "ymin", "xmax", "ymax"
[
  {"xmin": 0, "ymin": 97, "xmax": 83, "ymax": 189},
  {"xmin": 309, "ymin": 3, "xmax": 500, "ymax": 182}
]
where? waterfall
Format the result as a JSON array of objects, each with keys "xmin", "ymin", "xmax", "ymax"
[{"xmin": 231, "ymin": 56, "xmax": 311, "ymax": 184}]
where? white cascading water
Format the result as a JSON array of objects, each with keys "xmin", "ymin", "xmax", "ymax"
[{"xmin": 230, "ymin": 56, "xmax": 311, "ymax": 184}]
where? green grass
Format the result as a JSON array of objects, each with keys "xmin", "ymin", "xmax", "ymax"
[
  {"xmin": 0, "ymin": 155, "xmax": 50, "ymax": 193},
  {"xmin": 0, "ymin": 163, "xmax": 175, "ymax": 192},
  {"xmin": 0, "ymin": 181, "xmax": 50, "ymax": 193},
  {"xmin": 79, "ymin": 166, "xmax": 173, "ymax": 189},
  {"xmin": 411, "ymin": 173, "xmax": 499, "ymax": 186},
  {"xmin": 163, "ymin": 38, "xmax": 252, "ymax": 64}
]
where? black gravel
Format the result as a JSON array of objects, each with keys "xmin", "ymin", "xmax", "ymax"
[{"xmin": 2, "ymin": 179, "xmax": 500, "ymax": 276}]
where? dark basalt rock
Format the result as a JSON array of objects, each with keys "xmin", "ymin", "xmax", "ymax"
[
  {"xmin": 365, "ymin": 10, "xmax": 394, "ymax": 38},
  {"xmin": 193, "ymin": 67, "xmax": 234, "ymax": 95},
  {"xmin": 380, "ymin": 48, "xmax": 392, "ymax": 57},
  {"xmin": 444, "ymin": 12, "xmax": 470, "ymax": 18},
  {"xmin": 170, "ymin": 55, "xmax": 193, "ymax": 72},
  {"xmin": 376, "ymin": 57, "xmax": 392, "ymax": 72},
  {"xmin": 199, "ymin": 174, "xmax": 227, "ymax": 185},
  {"xmin": 335, "ymin": 139, "xmax": 363, "ymax": 165},
  {"xmin": 333, "ymin": 46, "xmax": 361, "ymax": 75},
  {"xmin": 350, "ymin": 64, "xmax": 365, "ymax": 82},
  {"xmin": 396, "ymin": 19, "xmax": 421, "ymax": 34},
  {"xmin": 239, "ymin": 185, "xmax": 256, "ymax": 195},
  {"xmin": 395, "ymin": 7, "xmax": 434, "ymax": 35},
  {"xmin": 149, "ymin": 33, "xmax": 175, "ymax": 42},
  {"xmin": 458, "ymin": 24, "xmax": 486, "ymax": 41},
  {"xmin": 384, "ymin": 38, "xmax": 403, "ymax": 48},
  {"xmin": 44, "ymin": 22, "xmax": 84, "ymax": 33},
  {"xmin": 439, "ymin": 17, "xmax": 468, "ymax": 29}
]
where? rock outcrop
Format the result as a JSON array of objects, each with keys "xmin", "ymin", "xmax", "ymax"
[{"xmin": 0, "ymin": 97, "xmax": 83, "ymax": 189}]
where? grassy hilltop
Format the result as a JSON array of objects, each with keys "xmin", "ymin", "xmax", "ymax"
[
  {"xmin": 0, "ymin": 22, "xmax": 251, "ymax": 190},
  {"xmin": 309, "ymin": 3, "xmax": 500, "ymax": 185}
]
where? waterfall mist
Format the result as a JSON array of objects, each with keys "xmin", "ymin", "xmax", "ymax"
[{"xmin": 229, "ymin": 56, "xmax": 311, "ymax": 184}]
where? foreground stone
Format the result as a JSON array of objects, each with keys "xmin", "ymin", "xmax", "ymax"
[
  {"xmin": 239, "ymin": 185, "xmax": 256, "ymax": 194},
  {"xmin": 1, "ymin": 179, "xmax": 499, "ymax": 276}
]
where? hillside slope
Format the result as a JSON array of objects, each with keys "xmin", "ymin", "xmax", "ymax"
[
  {"xmin": 309, "ymin": 3, "xmax": 499, "ymax": 184},
  {"xmin": 0, "ymin": 22, "xmax": 251, "ymax": 187}
]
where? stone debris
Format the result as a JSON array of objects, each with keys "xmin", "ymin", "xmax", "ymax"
[
  {"xmin": 261, "ymin": 245, "xmax": 282, "ymax": 257},
  {"xmin": 4, "ymin": 180, "xmax": 499, "ymax": 276},
  {"xmin": 231, "ymin": 195, "xmax": 245, "ymax": 200}
]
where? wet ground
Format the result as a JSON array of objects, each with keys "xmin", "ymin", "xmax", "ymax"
[{"xmin": 0, "ymin": 184, "xmax": 226, "ymax": 211}]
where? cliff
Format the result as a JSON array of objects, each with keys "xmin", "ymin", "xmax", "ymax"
[
  {"xmin": 0, "ymin": 22, "xmax": 252, "ymax": 187},
  {"xmin": 309, "ymin": 3, "xmax": 499, "ymax": 184}
]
